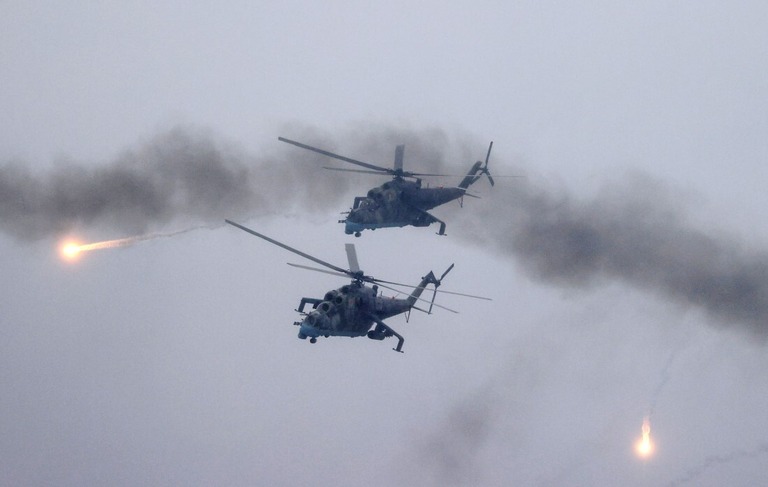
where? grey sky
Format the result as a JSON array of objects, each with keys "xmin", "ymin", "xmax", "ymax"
[{"xmin": 2, "ymin": 2, "xmax": 768, "ymax": 486}]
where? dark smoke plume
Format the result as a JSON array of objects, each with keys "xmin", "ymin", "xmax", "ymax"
[
  {"xmin": 3, "ymin": 124, "xmax": 768, "ymax": 338},
  {"xmin": 453, "ymin": 169, "xmax": 768, "ymax": 339},
  {"xmin": 0, "ymin": 125, "xmax": 358, "ymax": 240},
  {"xmin": 406, "ymin": 382, "xmax": 501, "ymax": 487},
  {"xmin": 0, "ymin": 124, "xmax": 470, "ymax": 241}
]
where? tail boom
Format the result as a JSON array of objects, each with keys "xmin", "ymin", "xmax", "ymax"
[{"xmin": 407, "ymin": 271, "xmax": 439, "ymax": 307}]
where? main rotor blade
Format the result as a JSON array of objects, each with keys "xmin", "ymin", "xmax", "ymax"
[
  {"xmin": 430, "ymin": 289, "xmax": 492, "ymax": 301},
  {"xmin": 419, "ymin": 304, "xmax": 459, "ymax": 314},
  {"xmin": 411, "ymin": 305, "xmax": 431, "ymax": 314},
  {"xmin": 345, "ymin": 243, "xmax": 360, "ymax": 273},
  {"xmin": 373, "ymin": 276, "xmax": 492, "ymax": 300},
  {"xmin": 322, "ymin": 167, "xmax": 391, "ymax": 175},
  {"xmin": 394, "ymin": 145, "xmax": 404, "ymax": 172},
  {"xmin": 323, "ymin": 167, "xmax": 482, "ymax": 178},
  {"xmin": 410, "ymin": 172, "xmax": 520, "ymax": 178},
  {"xmin": 457, "ymin": 174, "xmax": 522, "ymax": 179},
  {"xmin": 420, "ymin": 299, "xmax": 458, "ymax": 314},
  {"xmin": 287, "ymin": 263, "xmax": 349, "ymax": 279},
  {"xmin": 374, "ymin": 281, "xmax": 459, "ymax": 314},
  {"xmin": 226, "ymin": 220, "xmax": 351, "ymax": 276},
  {"xmin": 406, "ymin": 171, "xmax": 470, "ymax": 177},
  {"xmin": 278, "ymin": 137, "xmax": 391, "ymax": 173},
  {"xmin": 368, "ymin": 277, "xmax": 420, "ymax": 288}
]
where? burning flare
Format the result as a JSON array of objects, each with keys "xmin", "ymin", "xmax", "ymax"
[
  {"xmin": 59, "ymin": 237, "xmax": 140, "ymax": 261},
  {"xmin": 635, "ymin": 416, "xmax": 654, "ymax": 458},
  {"xmin": 58, "ymin": 226, "xmax": 211, "ymax": 261},
  {"xmin": 61, "ymin": 242, "xmax": 82, "ymax": 260}
]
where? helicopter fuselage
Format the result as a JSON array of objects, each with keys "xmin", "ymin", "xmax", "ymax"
[
  {"xmin": 343, "ymin": 178, "xmax": 465, "ymax": 234},
  {"xmin": 296, "ymin": 281, "xmax": 413, "ymax": 340},
  {"xmin": 277, "ymin": 136, "xmax": 493, "ymax": 236},
  {"xmin": 225, "ymin": 219, "xmax": 462, "ymax": 353}
]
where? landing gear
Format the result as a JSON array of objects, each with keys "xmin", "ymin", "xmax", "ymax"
[
  {"xmin": 414, "ymin": 208, "xmax": 446, "ymax": 236},
  {"xmin": 310, "ymin": 337, "xmax": 317, "ymax": 344},
  {"xmin": 355, "ymin": 232, "xmax": 361, "ymax": 237},
  {"xmin": 372, "ymin": 320, "xmax": 405, "ymax": 353}
]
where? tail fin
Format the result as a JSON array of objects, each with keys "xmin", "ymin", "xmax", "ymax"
[
  {"xmin": 459, "ymin": 161, "xmax": 483, "ymax": 189},
  {"xmin": 407, "ymin": 264, "xmax": 455, "ymax": 312},
  {"xmin": 407, "ymin": 271, "xmax": 440, "ymax": 307}
]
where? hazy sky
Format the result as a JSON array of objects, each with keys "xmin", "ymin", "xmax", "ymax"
[{"xmin": 3, "ymin": 2, "xmax": 768, "ymax": 486}]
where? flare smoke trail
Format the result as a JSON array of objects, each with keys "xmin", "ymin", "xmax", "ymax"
[
  {"xmin": 665, "ymin": 443, "xmax": 768, "ymax": 487},
  {"xmin": 647, "ymin": 344, "xmax": 686, "ymax": 419},
  {"xmin": 61, "ymin": 225, "xmax": 217, "ymax": 259}
]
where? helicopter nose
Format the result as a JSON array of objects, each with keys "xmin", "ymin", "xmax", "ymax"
[
  {"xmin": 300, "ymin": 311, "xmax": 325, "ymax": 337},
  {"xmin": 345, "ymin": 220, "xmax": 365, "ymax": 234},
  {"xmin": 299, "ymin": 321, "xmax": 319, "ymax": 339}
]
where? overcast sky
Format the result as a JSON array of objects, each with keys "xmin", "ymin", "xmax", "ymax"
[{"xmin": 3, "ymin": 2, "xmax": 768, "ymax": 486}]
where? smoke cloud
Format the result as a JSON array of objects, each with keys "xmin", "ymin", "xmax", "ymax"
[
  {"xmin": 0, "ymin": 125, "xmax": 357, "ymax": 240},
  {"xmin": 0, "ymin": 124, "xmax": 472, "ymax": 241},
  {"xmin": 416, "ymin": 393, "xmax": 497, "ymax": 486},
  {"xmin": 3, "ymin": 124, "xmax": 768, "ymax": 339},
  {"xmin": 453, "ymin": 169, "xmax": 768, "ymax": 339}
]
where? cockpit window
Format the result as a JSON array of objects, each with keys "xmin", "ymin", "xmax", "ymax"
[{"xmin": 359, "ymin": 199, "xmax": 378, "ymax": 210}]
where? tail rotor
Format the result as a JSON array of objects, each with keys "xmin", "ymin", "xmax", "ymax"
[
  {"xmin": 427, "ymin": 263, "xmax": 454, "ymax": 313},
  {"xmin": 459, "ymin": 141, "xmax": 495, "ymax": 190},
  {"xmin": 480, "ymin": 141, "xmax": 495, "ymax": 186}
]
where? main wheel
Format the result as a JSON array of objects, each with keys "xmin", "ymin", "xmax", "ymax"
[{"xmin": 310, "ymin": 337, "xmax": 317, "ymax": 344}]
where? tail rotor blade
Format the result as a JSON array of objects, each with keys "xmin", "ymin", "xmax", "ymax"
[
  {"xmin": 483, "ymin": 141, "xmax": 495, "ymax": 186},
  {"xmin": 428, "ymin": 263, "xmax": 455, "ymax": 314},
  {"xmin": 439, "ymin": 263, "xmax": 455, "ymax": 282}
]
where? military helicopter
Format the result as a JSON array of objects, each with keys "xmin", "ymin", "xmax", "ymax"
[
  {"xmin": 225, "ymin": 219, "xmax": 489, "ymax": 352},
  {"xmin": 278, "ymin": 136, "xmax": 496, "ymax": 237}
]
